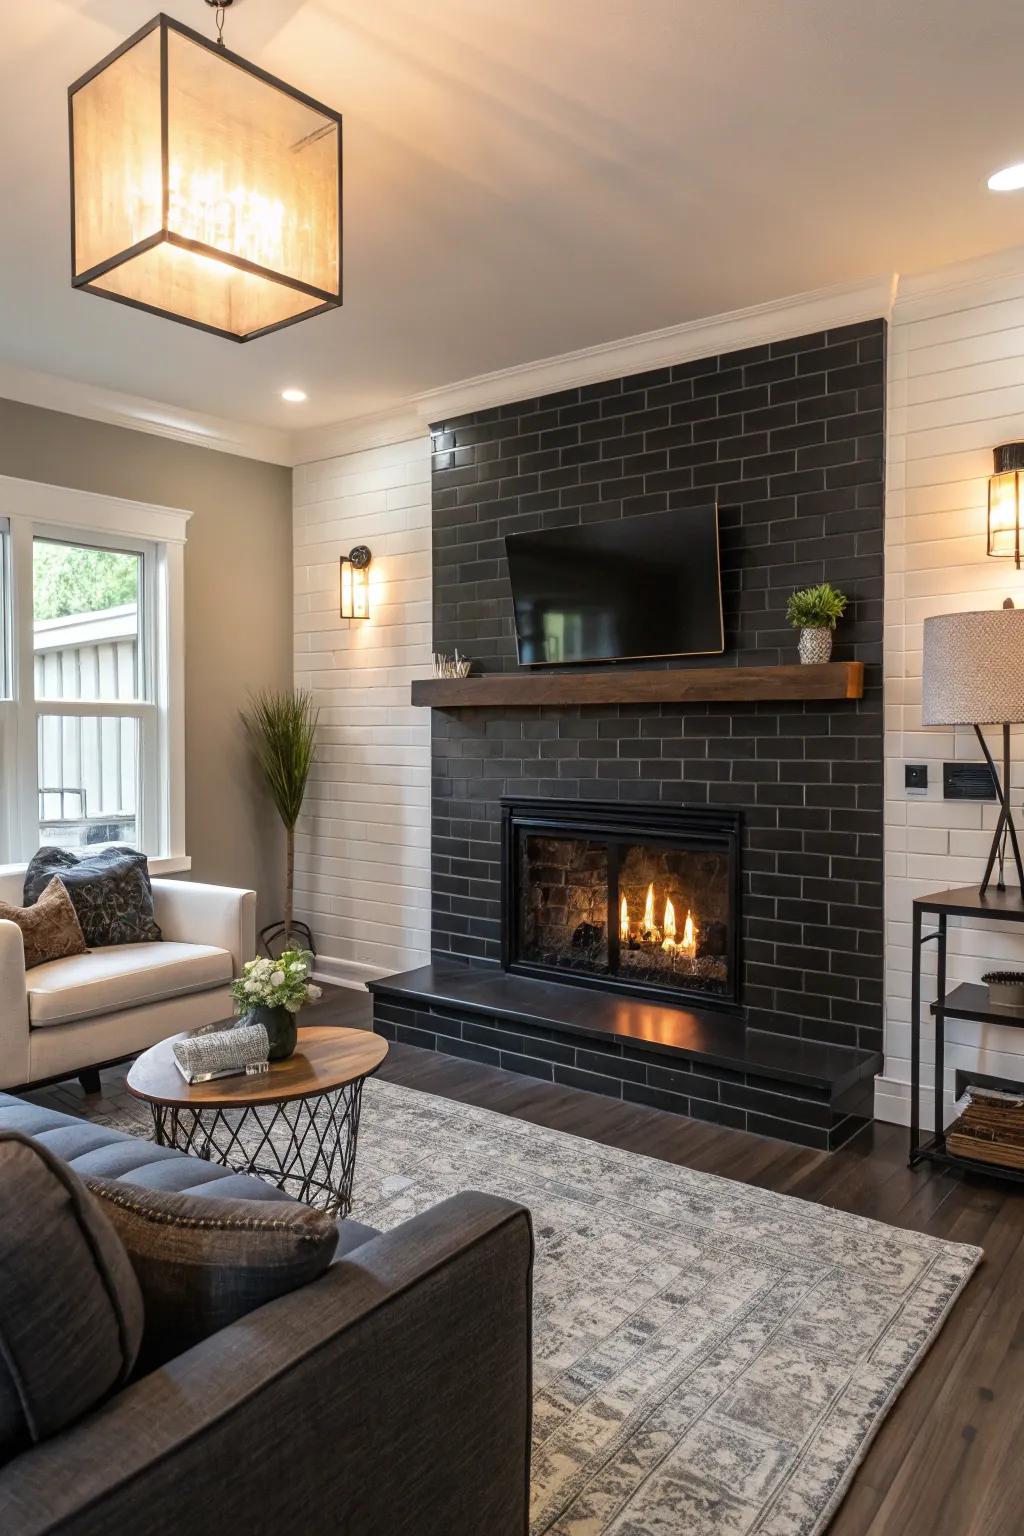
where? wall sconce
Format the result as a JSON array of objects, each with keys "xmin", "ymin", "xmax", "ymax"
[
  {"xmin": 340, "ymin": 545, "xmax": 372, "ymax": 619},
  {"xmin": 988, "ymin": 444, "xmax": 1024, "ymax": 568}
]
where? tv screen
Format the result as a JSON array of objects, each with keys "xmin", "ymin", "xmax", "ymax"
[{"xmin": 505, "ymin": 506, "xmax": 724, "ymax": 667}]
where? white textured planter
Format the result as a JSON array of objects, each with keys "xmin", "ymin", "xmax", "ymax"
[{"xmin": 798, "ymin": 627, "xmax": 833, "ymax": 664}]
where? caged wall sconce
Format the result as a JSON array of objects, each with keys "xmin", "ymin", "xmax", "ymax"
[
  {"xmin": 340, "ymin": 545, "xmax": 371, "ymax": 619},
  {"xmin": 988, "ymin": 443, "xmax": 1024, "ymax": 569}
]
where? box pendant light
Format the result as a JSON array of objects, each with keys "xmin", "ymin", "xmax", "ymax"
[{"xmin": 68, "ymin": 2, "xmax": 342, "ymax": 342}]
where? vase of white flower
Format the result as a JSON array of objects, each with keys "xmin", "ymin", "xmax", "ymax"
[{"xmin": 229, "ymin": 948, "xmax": 322, "ymax": 1062}]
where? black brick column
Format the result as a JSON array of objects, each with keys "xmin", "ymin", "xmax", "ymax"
[{"xmin": 429, "ymin": 319, "xmax": 885, "ymax": 1058}]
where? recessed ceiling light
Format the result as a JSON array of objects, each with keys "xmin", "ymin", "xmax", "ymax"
[
  {"xmin": 281, "ymin": 387, "xmax": 308, "ymax": 403},
  {"xmin": 988, "ymin": 163, "xmax": 1024, "ymax": 192}
]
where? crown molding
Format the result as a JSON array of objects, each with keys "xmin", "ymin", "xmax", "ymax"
[
  {"xmin": 291, "ymin": 403, "xmax": 426, "ymax": 466},
  {"xmin": 289, "ymin": 273, "xmax": 897, "ymax": 464},
  {"xmin": 0, "ymin": 362, "xmax": 292, "ymax": 466},
  {"xmin": 413, "ymin": 274, "xmax": 897, "ymax": 429},
  {"xmin": 0, "ymin": 272, "xmax": 899, "ymax": 471},
  {"xmin": 894, "ymin": 241, "xmax": 1024, "ymax": 304}
]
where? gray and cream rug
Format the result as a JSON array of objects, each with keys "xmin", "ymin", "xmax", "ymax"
[{"xmin": 103, "ymin": 1080, "xmax": 980, "ymax": 1536}]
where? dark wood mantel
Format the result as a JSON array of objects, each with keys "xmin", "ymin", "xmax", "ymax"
[{"xmin": 411, "ymin": 660, "xmax": 864, "ymax": 709}]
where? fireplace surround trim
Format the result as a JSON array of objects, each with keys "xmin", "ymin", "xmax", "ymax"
[{"xmin": 500, "ymin": 796, "xmax": 741, "ymax": 1013}]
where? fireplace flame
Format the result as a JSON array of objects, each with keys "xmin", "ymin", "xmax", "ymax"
[
  {"xmin": 643, "ymin": 882, "xmax": 657, "ymax": 937},
  {"xmin": 661, "ymin": 896, "xmax": 677, "ymax": 950},
  {"xmin": 621, "ymin": 884, "xmax": 700, "ymax": 961}
]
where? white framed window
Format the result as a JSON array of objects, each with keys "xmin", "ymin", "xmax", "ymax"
[{"xmin": 0, "ymin": 477, "xmax": 189, "ymax": 872}]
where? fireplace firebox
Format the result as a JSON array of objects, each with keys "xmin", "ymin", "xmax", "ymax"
[{"xmin": 500, "ymin": 799, "xmax": 740, "ymax": 1010}]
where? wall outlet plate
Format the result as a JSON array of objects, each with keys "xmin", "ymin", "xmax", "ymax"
[{"xmin": 905, "ymin": 763, "xmax": 928, "ymax": 795}]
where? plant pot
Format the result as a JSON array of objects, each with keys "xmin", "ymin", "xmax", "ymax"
[
  {"xmin": 798, "ymin": 627, "xmax": 833, "ymax": 665},
  {"xmin": 244, "ymin": 1004, "xmax": 297, "ymax": 1061}
]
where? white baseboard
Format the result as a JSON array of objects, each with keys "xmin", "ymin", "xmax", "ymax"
[
  {"xmin": 312, "ymin": 953, "xmax": 394, "ymax": 991},
  {"xmin": 873, "ymin": 1074, "xmax": 955, "ymax": 1129}
]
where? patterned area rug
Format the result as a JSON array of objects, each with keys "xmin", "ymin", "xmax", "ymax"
[{"xmin": 104, "ymin": 1080, "xmax": 980, "ymax": 1536}]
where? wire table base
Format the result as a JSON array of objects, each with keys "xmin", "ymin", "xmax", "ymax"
[{"xmin": 149, "ymin": 1078, "xmax": 369, "ymax": 1216}]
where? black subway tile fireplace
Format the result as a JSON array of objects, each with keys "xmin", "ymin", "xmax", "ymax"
[{"xmin": 372, "ymin": 318, "xmax": 886, "ymax": 1150}]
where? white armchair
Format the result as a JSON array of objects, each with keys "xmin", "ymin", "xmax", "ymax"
[{"xmin": 0, "ymin": 872, "xmax": 256, "ymax": 1092}]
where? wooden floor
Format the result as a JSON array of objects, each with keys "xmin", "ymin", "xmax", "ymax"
[{"xmin": 31, "ymin": 987, "xmax": 1024, "ymax": 1536}]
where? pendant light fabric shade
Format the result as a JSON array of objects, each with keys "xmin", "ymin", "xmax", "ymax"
[
  {"xmin": 69, "ymin": 15, "xmax": 342, "ymax": 342},
  {"xmin": 922, "ymin": 609, "xmax": 1024, "ymax": 725}
]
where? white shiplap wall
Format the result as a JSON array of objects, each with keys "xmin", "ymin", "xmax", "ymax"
[
  {"xmin": 293, "ymin": 435, "xmax": 432, "ymax": 985},
  {"xmin": 881, "ymin": 249, "xmax": 1024, "ymax": 1125}
]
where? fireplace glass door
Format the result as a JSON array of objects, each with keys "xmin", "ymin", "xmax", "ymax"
[{"xmin": 506, "ymin": 803, "xmax": 739, "ymax": 1009}]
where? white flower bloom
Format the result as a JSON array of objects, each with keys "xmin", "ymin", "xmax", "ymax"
[
  {"xmin": 307, "ymin": 984, "xmax": 322, "ymax": 1001},
  {"xmin": 245, "ymin": 979, "xmax": 258, "ymax": 993},
  {"xmin": 290, "ymin": 960, "xmax": 304, "ymax": 972},
  {"xmin": 270, "ymin": 970, "xmax": 285, "ymax": 987},
  {"xmin": 284, "ymin": 999, "xmax": 300, "ymax": 1013}
]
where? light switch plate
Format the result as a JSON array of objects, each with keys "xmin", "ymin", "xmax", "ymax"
[{"xmin": 905, "ymin": 763, "xmax": 928, "ymax": 796}]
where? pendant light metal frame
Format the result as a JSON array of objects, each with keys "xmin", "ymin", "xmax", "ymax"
[{"xmin": 68, "ymin": 12, "xmax": 343, "ymax": 343}]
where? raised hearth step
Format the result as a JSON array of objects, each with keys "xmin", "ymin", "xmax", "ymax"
[{"xmin": 368, "ymin": 961, "xmax": 880, "ymax": 1151}]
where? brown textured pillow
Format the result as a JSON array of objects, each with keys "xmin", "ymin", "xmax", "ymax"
[
  {"xmin": 84, "ymin": 1177, "xmax": 339, "ymax": 1370},
  {"xmin": 0, "ymin": 875, "xmax": 87, "ymax": 969}
]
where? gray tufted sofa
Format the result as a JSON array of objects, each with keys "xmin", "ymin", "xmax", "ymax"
[{"xmin": 0, "ymin": 1092, "xmax": 534, "ymax": 1536}]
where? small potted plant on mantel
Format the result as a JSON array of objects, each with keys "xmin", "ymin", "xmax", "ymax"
[{"xmin": 786, "ymin": 582, "xmax": 848, "ymax": 664}]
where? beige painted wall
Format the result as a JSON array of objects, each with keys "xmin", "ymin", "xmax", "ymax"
[{"xmin": 0, "ymin": 397, "xmax": 292, "ymax": 923}]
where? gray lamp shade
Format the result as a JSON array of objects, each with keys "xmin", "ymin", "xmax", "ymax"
[{"xmin": 922, "ymin": 609, "xmax": 1024, "ymax": 725}]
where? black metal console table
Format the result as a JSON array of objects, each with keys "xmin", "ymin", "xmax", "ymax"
[{"xmin": 910, "ymin": 885, "xmax": 1024, "ymax": 1181}]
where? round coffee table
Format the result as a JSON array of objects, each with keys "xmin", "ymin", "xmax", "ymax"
[{"xmin": 126, "ymin": 1025, "xmax": 388, "ymax": 1216}]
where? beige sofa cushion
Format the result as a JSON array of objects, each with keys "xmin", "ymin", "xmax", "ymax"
[{"xmin": 27, "ymin": 942, "xmax": 233, "ymax": 1027}]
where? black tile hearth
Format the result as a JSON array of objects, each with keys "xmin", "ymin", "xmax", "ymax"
[
  {"xmin": 429, "ymin": 319, "xmax": 885, "ymax": 1065},
  {"xmin": 369, "ymin": 961, "xmax": 880, "ymax": 1150}
]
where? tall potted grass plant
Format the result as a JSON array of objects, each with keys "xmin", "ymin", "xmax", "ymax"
[{"xmin": 241, "ymin": 688, "xmax": 319, "ymax": 954}]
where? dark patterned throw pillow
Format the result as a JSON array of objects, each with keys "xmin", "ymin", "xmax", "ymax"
[{"xmin": 23, "ymin": 847, "xmax": 162, "ymax": 948}]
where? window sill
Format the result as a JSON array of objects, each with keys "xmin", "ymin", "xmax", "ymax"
[
  {"xmin": 0, "ymin": 853, "xmax": 192, "ymax": 879},
  {"xmin": 151, "ymin": 855, "xmax": 192, "ymax": 875}
]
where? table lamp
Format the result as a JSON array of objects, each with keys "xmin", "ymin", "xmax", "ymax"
[{"xmin": 922, "ymin": 599, "xmax": 1024, "ymax": 895}]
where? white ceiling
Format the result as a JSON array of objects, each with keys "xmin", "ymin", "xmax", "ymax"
[{"xmin": 4, "ymin": 0, "xmax": 1024, "ymax": 451}]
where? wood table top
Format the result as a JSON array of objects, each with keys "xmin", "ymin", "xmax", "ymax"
[{"xmin": 126, "ymin": 1025, "xmax": 389, "ymax": 1108}]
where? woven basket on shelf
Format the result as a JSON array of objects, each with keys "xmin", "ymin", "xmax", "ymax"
[{"xmin": 946, "ymin": 1089, "xmax": 1024, "ymax": 1170}]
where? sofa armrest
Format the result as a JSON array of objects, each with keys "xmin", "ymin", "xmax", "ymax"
[
  {"xmin": 0, "ymin": 1191, "xmax": 533, "ymax": 1536},
  {"xmin": 0, "ymin": 919, "xmax": 30, "ymax": 1088},
  {"xmin": 151, "ymin": 879, "xmax": 256, "ymax": 973}
]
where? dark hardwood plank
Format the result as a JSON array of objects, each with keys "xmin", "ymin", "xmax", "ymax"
[{"xmin": 410, "ymin": 660, "xmax": 865, "ymax": 708}]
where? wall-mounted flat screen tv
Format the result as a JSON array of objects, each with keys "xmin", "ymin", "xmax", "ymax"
[{"xmin": 505, "ymin": 505, "xmax": 724, "ymax": 667}]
